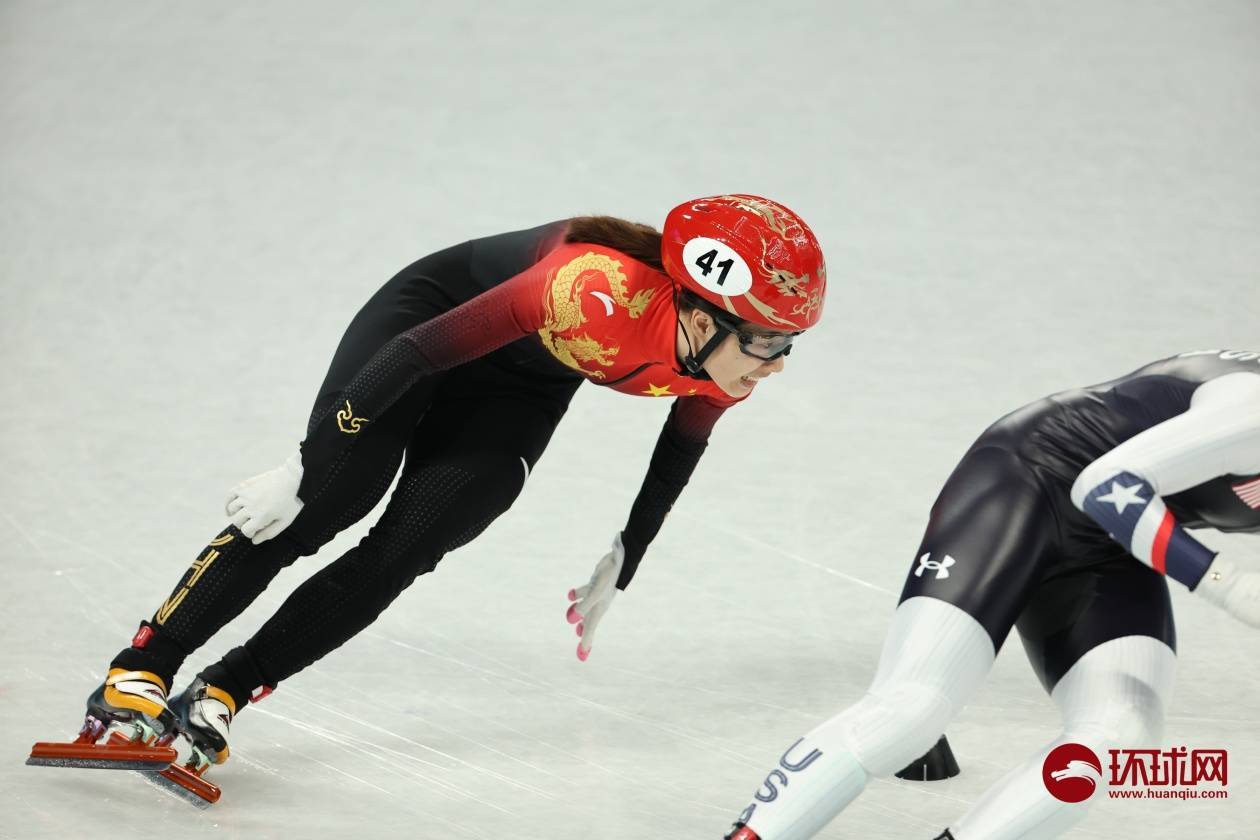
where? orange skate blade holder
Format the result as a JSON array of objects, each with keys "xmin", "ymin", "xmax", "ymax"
[
  {"xmin": 148, "ymin": 758, "xmax": 222, "ymax": 807},
  {"xmin": 28, "ymin": 728, "xmax": 177, "ymax": 771},
  {"xmin": 105, "ymin": 731, "xmax": 222, "ymax": 807}
]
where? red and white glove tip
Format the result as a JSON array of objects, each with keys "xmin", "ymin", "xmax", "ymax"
[{"xmin": 564, "ymin": 534, "xmax": 624, "ymax": 661}]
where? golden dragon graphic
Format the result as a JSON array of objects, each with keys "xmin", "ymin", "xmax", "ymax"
[{"xmin": 538, "ymin": 251, "xmax": 654, "ymax": 379}]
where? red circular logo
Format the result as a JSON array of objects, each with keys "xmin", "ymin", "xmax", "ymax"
[{"xmin": 1042, "ymin": 743, "xmax": 1102, "ymax": 803}]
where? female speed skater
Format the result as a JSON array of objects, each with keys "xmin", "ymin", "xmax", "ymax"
[
  {"xmin": 33, "ymin": 195, "xmax": 828, "ymax": 789},
  {"xmin": 726, "ymin": 349, "xmax": 1260, "ymax": 840}
]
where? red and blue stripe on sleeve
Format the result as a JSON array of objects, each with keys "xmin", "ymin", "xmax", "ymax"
[{"xmin": 1080, "ymin": 470, "xmax": 1217, "ymax": 589}]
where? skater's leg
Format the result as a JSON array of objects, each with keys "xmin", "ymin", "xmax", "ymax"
[
  {"xmin": 236, "ymin": 449, "xmax": 529, "ymax": 688},
  {"xmin": 202, "ymin": 370, "xmax": 579, "ymax": 709},
  {"xmin": 166, "ymin": 445, "xmax": 535, "ymax": 765},
  {"xmin": 733, "ymin": 599, "xmax": 994, "ymax": 840},
  {"xmin": 110, "ymin": 377, "xmax": 437, "ymax": 691},
  {"xmin": 729, "ymin": 445, "xmax": 1058, "ymax": 840},
  {"xmin": 941, "ymin": 637, "xmax": 1174, "ymax": 840},
  {"xmin": 944, "ymin": 565, "xmax": 1176, "ymax": 840}
]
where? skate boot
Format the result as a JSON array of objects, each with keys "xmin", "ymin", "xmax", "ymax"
[
  {"xmin": 95, "ymin": 676, "xmax": 239, "ymax": 807},
  {"xmin": 87, "ymin": 668, "xmax": 179, "ymax": 743},
  {"xmin": 28, "ymin": 668, "xmax": 179, "ymax": 771},
  {"xmin": 170, "ymin": 676, "xmax": 237, "ymax": 769}
]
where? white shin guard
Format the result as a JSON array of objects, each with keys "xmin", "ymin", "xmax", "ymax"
[
  {"xmin": 949, "ymin": 635, "xmax": 1175, "ymax": 840},
  {"xmin": 739, "ymin": 598, "xmax": 995, "ymax": 840}
]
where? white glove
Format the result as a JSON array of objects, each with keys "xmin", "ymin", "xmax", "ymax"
[
  {"xmin": 225, "ymin": 452, "xmax": 305, "ymax": 544},
  {"xmin": 1196, "ymin": 557, "xmax": 1260, "ymax": 628},
  {"xmin": 565, "ymin": 533, "xmax": 625, "ymax": 662}
]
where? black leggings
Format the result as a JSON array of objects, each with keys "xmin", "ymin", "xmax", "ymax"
[
  {"xmin": 898, "ymin": 444, "xmax": 1176, "ymax": 693},
  {"xmin": 114, "ymin": 244, "xmax": 581, "ymax": 705}
]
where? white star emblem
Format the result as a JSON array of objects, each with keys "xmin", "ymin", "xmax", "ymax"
[{"xmin": 1096, "ymin": 481, "xmax": 1147, "ymax": 514}]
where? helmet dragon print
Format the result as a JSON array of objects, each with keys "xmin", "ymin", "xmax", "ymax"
[{"xmin": 661, "ymin": 194, "xmax": 826, "ymax": 330}]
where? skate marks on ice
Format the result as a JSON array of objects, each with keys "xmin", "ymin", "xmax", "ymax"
[
  {"xmin": 254, "ymin": 690, "xmax": 551, "ymax": 810},
  {"xmin": 345, "ymin": 625, "xmax": 954, "ymax": 833},
  {"xmin": 0, "ymin": 512, "xmax": 132, "ymax": 638},
  {"xmin": 335, "ymin": 649, "xmax": 745, "ymax": 814},
  {"xmin": 214, "ymin": 467, "xmax": 968, "ymax": 835},
  {"xmin": 11, "ymin": 491, "xmax": 981, "ymax": 838},
  {"xmin": 680, "ymin": 511, "xmax": 895, "ymax": 597},
  {"xmin": 592, "ymin": 477, "xmax": 896, "ymax": 598},
  {"xmin": 204, "ymin": 693, "xmax": 500, "ymax": 840},
  {"xmin": 324, "ymin": 632, "xmax": 735, "ymax": 811}
]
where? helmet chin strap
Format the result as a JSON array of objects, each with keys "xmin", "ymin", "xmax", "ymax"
[{"xmin": 677, "ymin": 314, "xmax": 731, "ymax": 381}]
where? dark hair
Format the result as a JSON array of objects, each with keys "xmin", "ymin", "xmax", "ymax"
[
  {"xmin": 676, "ymin": 289, "xmax": 710, "ymax": 316},
  {"xmin": 565, "ymin": 216, "xmax": 664, "ymax": 272}
]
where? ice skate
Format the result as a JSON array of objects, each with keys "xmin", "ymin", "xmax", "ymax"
[
  {"xmin": 127, "ymin": 676, "xmax": 239, "ymax": 807},
  {"xmin": 170, "ymin": 676, "xmax": 237, "ymax": 769},
  {"xmin": 27, "ymin": 668, "xmax": 179, "ymax": 771}
]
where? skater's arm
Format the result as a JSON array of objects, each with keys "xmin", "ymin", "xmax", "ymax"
[
  {"xmin": 296, "ymin": 246, "xmax": 575, "ymax": 500},
  {"xmin": 1070, "ymin": 371, "xmax": 1260, "ymax": 589},
  {"xmin": 616, "ymin": 395, "xmax": 728, "ymax": 590}
]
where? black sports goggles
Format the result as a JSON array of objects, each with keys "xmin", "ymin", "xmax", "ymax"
[{"xmin": 710, "ymin": 311, "xmax": 801, "ymax": 361}]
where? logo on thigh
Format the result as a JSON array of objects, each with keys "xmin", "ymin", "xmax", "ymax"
[{"xmin": 915, "ymin": 553, "xmax": 957, "ymax": 580}]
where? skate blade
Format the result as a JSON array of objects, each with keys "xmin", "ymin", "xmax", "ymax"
[
  {"xmin": 105, "ymin": 731, "xmax": 221, "ymax": 807},
  {"xmin": 139, "ymin": 763, "xmax": 221, "ymax": 808},
  {"xmin": 27, "ymin": 739, "xmax": 177, "ymax": 771}
]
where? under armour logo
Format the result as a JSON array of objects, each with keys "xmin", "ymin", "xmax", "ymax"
[{"xmin": 915, "ymin": 553, "xmax": 956, "ymax": 579}]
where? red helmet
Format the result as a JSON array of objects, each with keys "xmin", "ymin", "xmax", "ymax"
[{"xmin": 661, "ymin": 194, "xmax": 826, "ymax": 330}]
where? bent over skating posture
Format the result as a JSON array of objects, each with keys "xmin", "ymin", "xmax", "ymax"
[
  {"xmin": 32, "ymin": 195, "xmax": 829, "ymax": 798},
  {"xmin": 727, "ymin": 350, "xmax": 1260, "ymax": 840}
]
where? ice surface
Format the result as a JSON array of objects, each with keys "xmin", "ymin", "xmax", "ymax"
[{"xmin": 2, "ymin": 2, "xmax": 1257, "ymax": 838}]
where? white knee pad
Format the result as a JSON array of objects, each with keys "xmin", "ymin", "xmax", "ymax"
[
  {"xmin": 809, "ymin": 597, "xmax": 996, "ymax": 777},
  {"xmin": 1053, "ymin": 635, "xmax": 1176, "ymax": 751},
  {"xmin": 814, "ymin": 681, "xmax": 953, "ymax": 777}
]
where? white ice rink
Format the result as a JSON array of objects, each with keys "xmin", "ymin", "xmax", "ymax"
[{"xmin": 2, "ymin": 2, "xmax": 1258, "ymax": 838}]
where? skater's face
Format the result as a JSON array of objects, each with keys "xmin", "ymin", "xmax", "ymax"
[{"xmin": 677, "ymin": 308, "xmax": 793, "ymax": 398}]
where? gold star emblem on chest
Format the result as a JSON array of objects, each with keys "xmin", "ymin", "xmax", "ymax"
[{"xmin": 643, "ymin": 382, "xmax": 673, "ymax": 397}]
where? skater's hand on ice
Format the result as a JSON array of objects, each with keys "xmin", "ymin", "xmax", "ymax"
[
  {"xmin": 225, "ymin": 452, "xmax": 305, "ymax": 543},
  {"xmin": 565, "ymin": 533, "xmax": 624, "ymax": 662},
  {"xmin": 1196, "ymin": 556, "xmax": 1260, "ymax": 628}
]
